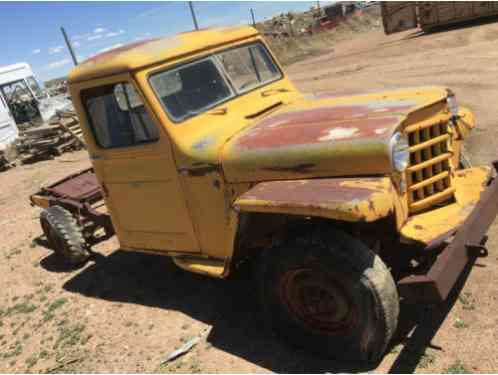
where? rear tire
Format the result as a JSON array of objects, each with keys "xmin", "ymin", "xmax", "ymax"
[
  {"xmin": 40, "ymin": 206, "xmax": 90, "ymax": 266},
  {"xmin": 259, "ymin": 227, "xmax": 399, "ymax": 362}
]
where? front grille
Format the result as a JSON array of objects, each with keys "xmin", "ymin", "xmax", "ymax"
[{"xmin": 405, "ymin": 120, "xmax": 455, "ymax": 213}]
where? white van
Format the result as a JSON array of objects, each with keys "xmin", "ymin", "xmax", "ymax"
[
  {"xmin": 0, "ymin": 63, "xmax": 47, "ymax": 125},
  {"xmin": 0, "ymin": 90, "xmax": 18, "ymax": 165},
  {"xmin": 0, "ymin": 62, "xmax": 71, "ymax": 126}
]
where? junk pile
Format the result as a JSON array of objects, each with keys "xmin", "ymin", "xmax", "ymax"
[{"xmin": 15, "ymin": 107, "xmax": 85, "ymax": 164}]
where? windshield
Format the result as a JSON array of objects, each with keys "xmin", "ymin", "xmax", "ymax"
[{"xmin": 149, "ymin": 42, "xmax": 282, "ymax": 123}]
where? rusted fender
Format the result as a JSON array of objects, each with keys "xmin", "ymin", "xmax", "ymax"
[{"xmin": 233, "ymin": 177, "xmax": 395, "ymax": 222}]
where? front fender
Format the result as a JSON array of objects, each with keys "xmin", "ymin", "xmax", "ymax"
[{"xmin": 233, "ymin": 177, "xmax": 395, "ymax": 222}]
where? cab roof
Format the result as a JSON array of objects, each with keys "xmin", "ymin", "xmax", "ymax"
[{"xmin": 69, "ymin": 26, "xmax": 260, "ymax": 84}]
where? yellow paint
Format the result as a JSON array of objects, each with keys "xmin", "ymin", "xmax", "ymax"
[
  {"xmin": 173, "ymin": 256, "xmax": 226, "ymax": 278},
  {"xmin": 69, "ymin": 27, "xmax": 260, "ymax": 83},
  {"xmin": 401, "ymin": 166, "xmax": 491, "ymax": 244},
  {"xmin": 456, "ymin": 106, "xmax": 475, "ymax": 138},
  {"xmin": 30, "ymin": 195, "xmax": 50, "ymax": 209},
  {"xmin": 70, "ymin": 73, "xmax": 199, "ymax": 254}
]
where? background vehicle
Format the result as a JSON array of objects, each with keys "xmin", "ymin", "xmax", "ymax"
[
  {"xmin": 31, "ymin": 26, "xmax": 498, "ymax": 362},
  {"xmin": 381, "ymin": 1, "xmax": 498, "ymax": 34},
  {"xmin": 0, "ymin": 90, "xmax": 19, "ymax": 167},
  {"xmin": 0, "ymin": 63, "xmax": 69, "ymax": 126},
  {"xmin": 0, "ymin": 63, "xmax": 46, "ymax": 124}
]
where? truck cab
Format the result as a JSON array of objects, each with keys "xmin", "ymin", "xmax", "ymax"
[{"xmin": 53, "ymin": 26, "xmax": 498, "ymax": 361}]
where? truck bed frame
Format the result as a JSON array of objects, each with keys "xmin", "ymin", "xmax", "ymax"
[{"xmin": 30, "ymin": 168, "xmax": 114, "ymax": 244}]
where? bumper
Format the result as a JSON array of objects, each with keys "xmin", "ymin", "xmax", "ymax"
[{"xmin": 398, "ymin": 160, "xmax": 498, "ymax": 303}]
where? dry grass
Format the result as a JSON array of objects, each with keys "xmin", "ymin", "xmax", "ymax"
[{"xmin": 262, "ymin": 12, "xmax": 381, "ymax": 66}]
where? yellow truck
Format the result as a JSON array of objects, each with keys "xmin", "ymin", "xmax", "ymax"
[{"xmin": 30, "ymin": 26, "xmax": 498, "ymax": 362}]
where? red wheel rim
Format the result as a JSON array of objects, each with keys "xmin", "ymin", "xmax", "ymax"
[{"xmin": 279, "ymin": 268, "xmax": 358, "ymax": 335}]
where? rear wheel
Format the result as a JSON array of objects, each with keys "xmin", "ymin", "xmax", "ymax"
[
  {"xmin": 40, "ymin": 206, "xmax": 90, "ymax": 266},
  {"xmin": 259, "ymin": 227, "xmax": 399, "ymax": 362}
]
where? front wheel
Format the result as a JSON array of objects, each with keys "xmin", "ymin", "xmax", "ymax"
[{"xmin": 258, "ymin": 227, "xmax": 399, "ymax": 362}]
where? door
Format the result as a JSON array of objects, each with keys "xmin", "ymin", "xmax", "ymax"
[
  {"xmin": 381, "ymin": 1, "xmax": 418, "ymax": 35},
  {"xmin": 78, "ymin": 75, "xmax": 199, "ymax": 253}
]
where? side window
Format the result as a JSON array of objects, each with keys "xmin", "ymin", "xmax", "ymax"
[
  {"xmin": 82, "ymin": 83, "xmax": 159, "ymax": 149},
  {"xmin": 26, "ymin": 76, "xmax": 45, "ymax": 99}
]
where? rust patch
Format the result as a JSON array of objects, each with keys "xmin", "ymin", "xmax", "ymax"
[
  {"xmin": 82, "ymin": 39, "xmax": 159, "ymax": 64},
  {"xmin": 235, "ymin": 112, "xmax": 402, "ymax": 151},
  {"xmin": 46, "ymin": 170, "xmax": 100, "ymax": 200},
  {"xmin": 243, "ymin": 178, "xmax": 380, "ymax": 203},
  {"xmin": 232, "ymin": 100, "xmax": 418, "ymax": 151},
  {"xmin": 234, "ymin": 177, "xmax": 394, "ymax": 222}
]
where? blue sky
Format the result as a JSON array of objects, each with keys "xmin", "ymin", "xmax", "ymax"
[{"xmin": 0, "ymin": 1, "xmax": 325, "ymax": 83}]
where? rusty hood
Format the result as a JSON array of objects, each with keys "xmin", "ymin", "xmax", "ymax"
[{"xmin": 221, "ymin": 86, "xmax": 448, "ymax": 183}]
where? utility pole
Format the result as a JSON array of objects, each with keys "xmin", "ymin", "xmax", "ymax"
[
  {"xmin": 250, "ymin": 8, "xmax": 256, "ymax": 27},
  {"xmin": 61, "ymin": 26, "xmax": 78, "ymax": 66},
  {"xmin": 188, "ymin": 1, "xmax": 199, "ymax": 30}
]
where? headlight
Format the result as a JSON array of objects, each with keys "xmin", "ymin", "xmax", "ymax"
[{"xmin": 390, "ymin": 132, "xmax": 410, "ymax": 172}]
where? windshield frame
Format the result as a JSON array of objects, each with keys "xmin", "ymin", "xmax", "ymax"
[{"xmin": 148, "ymin": 41, "xmax": 283, "ymax": 124}]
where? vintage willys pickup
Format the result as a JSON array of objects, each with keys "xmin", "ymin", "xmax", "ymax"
[{"xmin": 30, "ymin": 26, "xmax": 498, "ymax": 361}]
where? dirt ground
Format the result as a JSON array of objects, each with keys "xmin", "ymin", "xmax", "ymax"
[{"xmin": 1, "ymin": 19, "xmax": 498, "ymax": 374}]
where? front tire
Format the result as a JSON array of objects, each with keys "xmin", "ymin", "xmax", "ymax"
[{"xmin": 259, "ymin": 227, "xmax": 399, "ymax": 362}]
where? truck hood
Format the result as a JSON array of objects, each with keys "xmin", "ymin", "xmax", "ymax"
[{"xmin": 221, "ymin": 86, "xmax": 448, "ymax": 183}]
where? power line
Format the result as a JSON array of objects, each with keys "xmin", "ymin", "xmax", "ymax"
[
  {"xmin": 60, "ymin": 26, "xmax": 78, "ymax": 66},
  {"xmin": 188, "ymin": 2, "xmax": 199, "ymax": 30}
]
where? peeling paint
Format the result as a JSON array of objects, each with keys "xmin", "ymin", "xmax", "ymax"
[
  {"xmin": 221, "ymin": 88, "xmax": 448, "ymax": 183},
  {"xmin": 319, "ymin": 127, "xmax": 359, "ymax": 141}
]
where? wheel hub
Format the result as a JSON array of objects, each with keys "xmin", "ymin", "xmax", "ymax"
[{"xmin": 279, "ymin": 268, "xmax": 358, "ymax": 334}]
